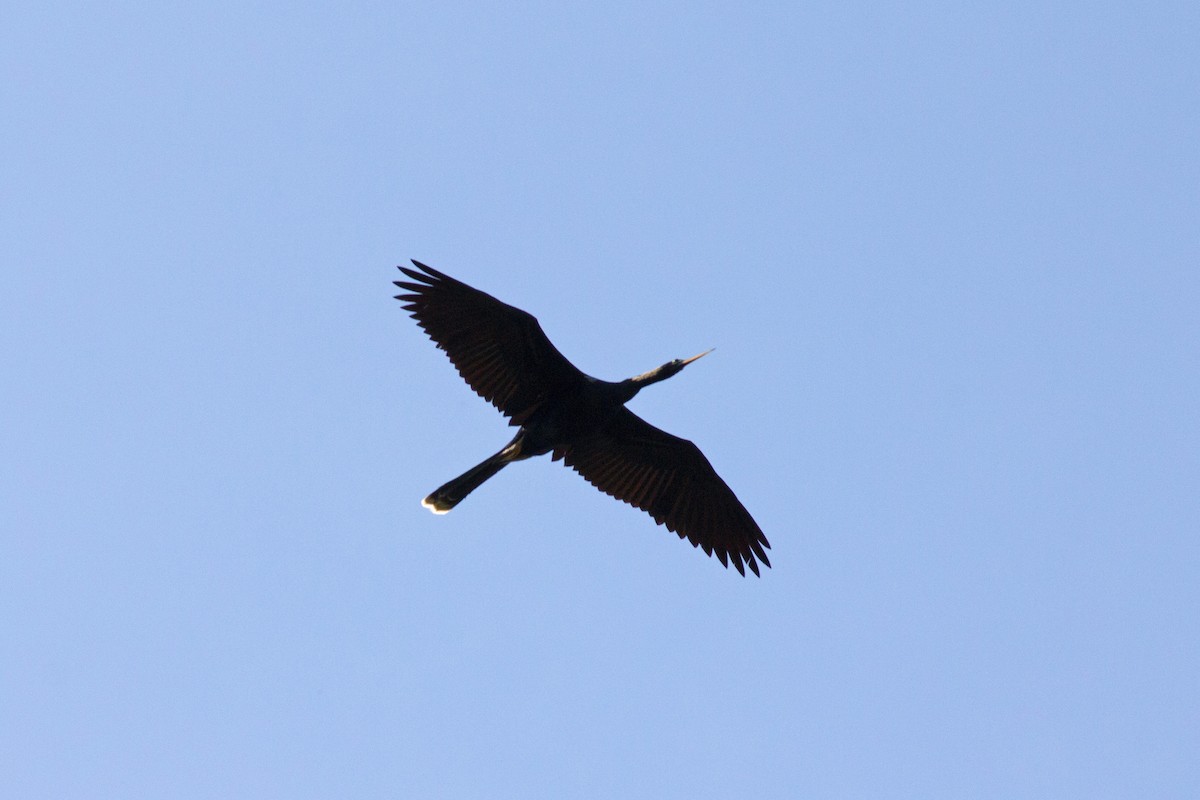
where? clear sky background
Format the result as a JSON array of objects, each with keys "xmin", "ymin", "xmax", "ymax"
[{"xmin": 3, "ymin": 2, "xmax": 1198, "ymax": 797}]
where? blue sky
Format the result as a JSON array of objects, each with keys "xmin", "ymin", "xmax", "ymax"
[{"xmin": 3, "ymin": 2, "xmax": 1198, "ymax": 797}]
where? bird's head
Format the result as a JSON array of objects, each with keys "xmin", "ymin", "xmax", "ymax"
[{"xmin": 630, "ymin": 348, "xmax": 714, "ymax": 387}]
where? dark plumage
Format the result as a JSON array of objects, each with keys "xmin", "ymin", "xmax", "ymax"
[{"xmin": 394, "ymin": 260, "xmax": 771, "ymax": 576}]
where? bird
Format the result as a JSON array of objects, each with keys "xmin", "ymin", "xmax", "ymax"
[{"xmin": 394, "ymin": 260, "xmax": 771, "ymax": 576}]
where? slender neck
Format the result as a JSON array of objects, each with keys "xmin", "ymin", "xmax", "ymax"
[
  {"xmin": 612, "ymin": 360, "xmax": 686, "ymax": 404},
  {"xmin": 630, "ymin": 361, "xmax": 685, "ymax": 387},
  {"xmin": 608, "ymin": 350, "xmax": 709, "ymax": 406}
]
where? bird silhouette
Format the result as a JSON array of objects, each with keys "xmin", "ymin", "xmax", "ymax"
[{"xmin": 394, "ymin": 260, "xmax": 770, "ymax": 575}]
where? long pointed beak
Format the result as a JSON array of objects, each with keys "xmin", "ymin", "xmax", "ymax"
[{"xmin": 680, "ymin": 348, "xmax": 715, "ymax": 366}]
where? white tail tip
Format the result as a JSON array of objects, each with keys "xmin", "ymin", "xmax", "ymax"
[{"xmin": 421, "ymin": 497, "xmax": 451, "ymax": 515}]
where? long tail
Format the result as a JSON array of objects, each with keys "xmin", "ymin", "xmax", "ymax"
[{"xmin": 421, "ymin": 441, "xmax": 520, "ymax": 513}]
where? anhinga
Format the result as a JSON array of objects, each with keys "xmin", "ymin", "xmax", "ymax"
[{"xmin": 394, "ymin": 260, "xmax": 771, "ymax": 576}]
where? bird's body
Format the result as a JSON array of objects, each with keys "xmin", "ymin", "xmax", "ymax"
[{"xmin": 394, "ymin": 260, "xmax": 771, "ymax": 576}]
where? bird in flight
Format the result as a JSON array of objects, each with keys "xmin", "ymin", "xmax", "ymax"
[{"xmin": 394, "ymin": 260, "xmax": 771, "ymax": 576}]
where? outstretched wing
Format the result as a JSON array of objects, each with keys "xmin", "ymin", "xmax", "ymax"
[
  {"xmin": 395, "ymin": 260, "xmax": 587, "ymax": 422},
  {"xmin": 559, "ymin": 408, "xmax": 771, "ymax": 576}
]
